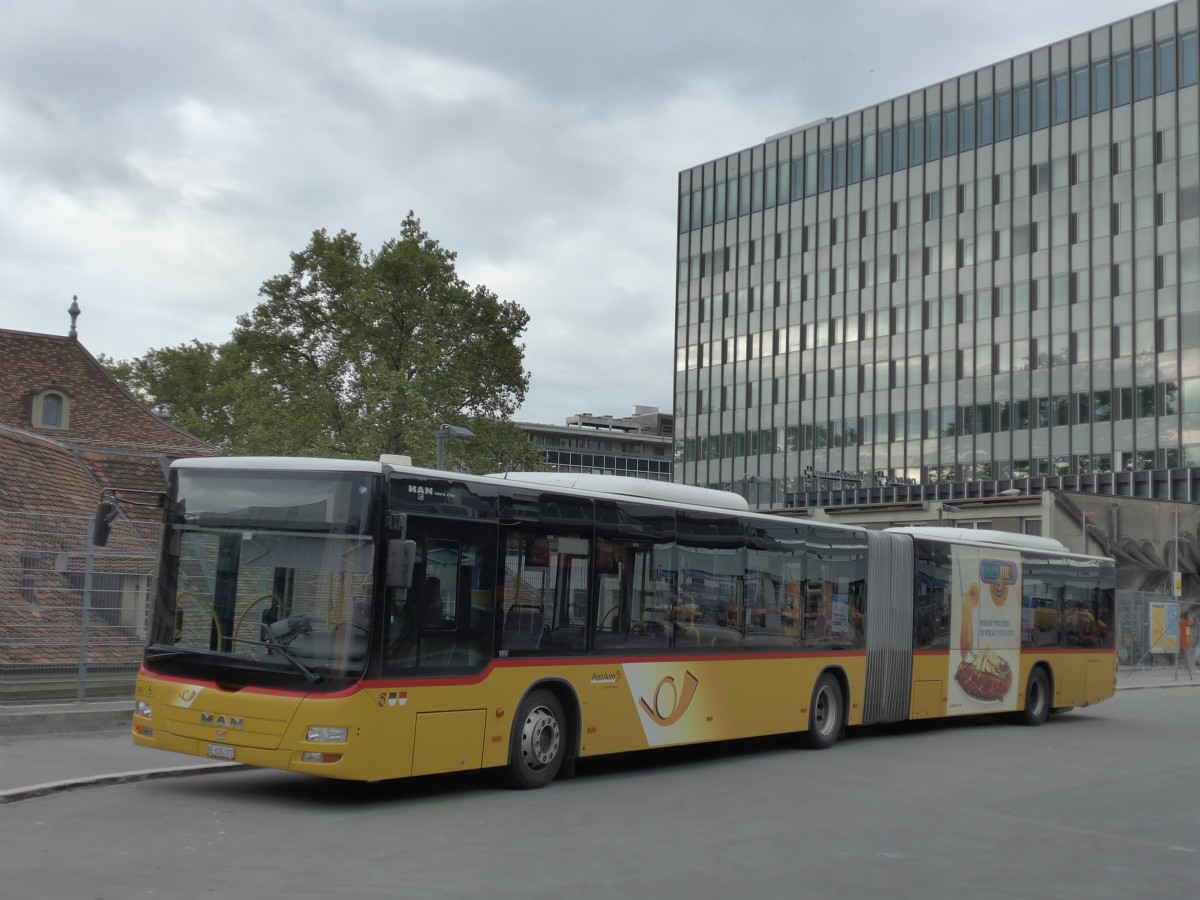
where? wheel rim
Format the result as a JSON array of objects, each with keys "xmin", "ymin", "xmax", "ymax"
[
  {"xmin": 520, "ymin": 705, "xmax": 561, "ymax": 771},
  {"xmin": 814, "ymin": 685, "xmax": 838, "ymax": 737}
]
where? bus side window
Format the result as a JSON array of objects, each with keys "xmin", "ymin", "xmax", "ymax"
[
  {"xmin": 501, "ymin": 530, "xmax": 591, "ymax": 655},
  {"xmin": 383, "ymin": 529, "xmax": 494, "ymax": 671},
  {"xmin": 914, "ymin": 539, "xmax": 952, "ymax": 650}
]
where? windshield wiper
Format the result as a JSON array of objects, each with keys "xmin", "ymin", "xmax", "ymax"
[
  {"xmin": 232, "ymin": 636, "xmax": 324, "ymax": 684},
  {"xmin": 147, "ymin": 640, "xmax": 322, "ymax": 684},
  {"xmin": 146, "ymin": 645, "xmax": 193, "ymax": 661}
]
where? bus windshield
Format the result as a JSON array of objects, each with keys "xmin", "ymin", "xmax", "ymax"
[{"xmin": 147, "ymin": 467, "xmax": 380, "ymax": 687}]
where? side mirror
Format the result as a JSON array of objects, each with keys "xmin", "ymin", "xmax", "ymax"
[
  {"xmin": 92, "ymin": 499, "xmax": 120, "ymax": 547},
  {"xmin": 386, "ymin": 539, "xmax": 418, "ymax": 589}
]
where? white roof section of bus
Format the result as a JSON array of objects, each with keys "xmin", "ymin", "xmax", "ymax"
[
  {"xmin": 484, "ymin": 471, "xmax": 750, "ymax": 512},
  {"xmin": 170, "ymin": 456, "xmax": 384, "ymax": 474},
  {"xmin": 887, "ymin": 526, "xmax": 1067, "ymax": 553},
  {"xmin": 169, "ymin": 458, "xmax": 868, "ymax": 533}
]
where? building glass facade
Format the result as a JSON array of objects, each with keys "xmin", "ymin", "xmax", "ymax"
[
  {"xmin": 675, "ymin": 1, "xmax": 1200, "ymax": 509},
  {"xmin": 519, "ymin": 410, "xmax": 674, "ymax": 481}
]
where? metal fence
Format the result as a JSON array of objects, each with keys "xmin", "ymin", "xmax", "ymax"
[
  {"xmin": 0, "ymin": 510, "xmax": 159, "ymax": 704},
  {"xmin": 1115, "ymin": 588, "xmax": 1196, "ymax": 668}
]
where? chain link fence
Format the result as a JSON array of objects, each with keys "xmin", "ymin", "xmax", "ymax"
[
  {"xmin": 0, "ymin": 510, "xmax": 160, "ymax": 704},
  {"xmin": 1115, "ymin": 588, "xmax": 1197, "ymax": 670}
]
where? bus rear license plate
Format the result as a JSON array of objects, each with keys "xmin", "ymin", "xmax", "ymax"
[{"xmin": 206, "ymin": 744, "xmax": 236, "ymax": 761}]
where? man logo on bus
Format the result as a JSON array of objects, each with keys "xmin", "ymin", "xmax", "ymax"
[
  {"xmin": 979, "ymin": 559, "xmax": 1018, "ymax": 606},
  {"xmin": 638, "ymin": 671, "xmax": 699, "ymax": 727}
]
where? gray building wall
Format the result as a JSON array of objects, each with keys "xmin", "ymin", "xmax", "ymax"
[{"xmin": 675, "ymin": 1, "xmax": 1200, "ymax": 512}]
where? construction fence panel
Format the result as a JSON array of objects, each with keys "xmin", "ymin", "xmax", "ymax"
[
  {"xmin": 0, "ymin": 510, "xmax": 160, "ymax": 704},
  {"xmin": 1116, "ymin": 589, "xmax": 1198, "ymax": 669}
]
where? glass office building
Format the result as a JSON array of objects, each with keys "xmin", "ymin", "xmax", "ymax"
[{"xmin": 675, "ymin": 1, "xmax": 1200, "ymax": 510}]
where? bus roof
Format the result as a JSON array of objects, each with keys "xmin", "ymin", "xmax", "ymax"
[
  {"xmin": 483, "ymin": 471, "xmax": 750, "ymax": 512},
  {"xmin": 170, "ymin": 456, "xmax": 384, "ymax": 474},
  {"xmin": 886, "ymin": 526, "xmax": 1069, "ymax": 553}
]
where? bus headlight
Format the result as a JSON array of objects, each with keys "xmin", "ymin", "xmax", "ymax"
[
  {"xmin": 135, "ymin": 701, "xmax": 152, "ymax": 718},
  {"xmin": 306, "ymin": 726, "xmax": 348, "ymax": 743}
]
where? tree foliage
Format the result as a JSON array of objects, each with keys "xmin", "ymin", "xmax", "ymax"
[
  {"xmin": 103, "ymin": 213, "xmax": 545, "ymax": 472},
  {"xmin": 100, "ymin": 341, "xmax": 238, "ymax": 450}
]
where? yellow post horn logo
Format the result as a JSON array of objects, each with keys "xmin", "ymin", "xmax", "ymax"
[{"xmin": 638, "ymin": 671, "xmax": 700, "ymax": 726}]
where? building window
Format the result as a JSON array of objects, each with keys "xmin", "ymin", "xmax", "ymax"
[
  {"xmin": 32, "ymin": 390, "xmax": 70, "ymax": 430},
  {"xmin": 1033, "ymin": 79, "xmax": 1049, "ymax": 129},
  {"xmin": 1182, "ymin": 32, "xmax": 1199, "ymax": 86},
  {"xmin": 1093, "ymin": 59, "xmax": 1111, "ymax": 111},
  {"xmin": 1114, "ymin": 52, "xmax": 1132, "ymax": 106},
  {"xmin": 1072, "ymin": 67, "xmax": 1089, "ymax": 117},
  {"xmin": 1158, "ymin": 39, "xmax": 1177, "ymax": 93},
  {"xmin": 1136, "ymin": 45, "xmax": 1154, "ymax": 100}
]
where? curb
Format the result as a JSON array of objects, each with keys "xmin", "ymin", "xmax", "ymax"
[
  {"xmin": 1116, "ymin": 680, "xmax": 1196, "ymax": 690},
  {"xmin": 0, "ymin": 762, "xmax": 242, "ymax": 805}
]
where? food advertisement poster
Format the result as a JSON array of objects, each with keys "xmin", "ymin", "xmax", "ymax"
[{"xmin": 948, "ymin": 546, "xmax": 1022, "ymax": 714}]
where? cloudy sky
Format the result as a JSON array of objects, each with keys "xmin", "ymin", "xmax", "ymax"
[{"xmin": 0, "ymin": 0, "xmax": 1155, "ymax": 424}]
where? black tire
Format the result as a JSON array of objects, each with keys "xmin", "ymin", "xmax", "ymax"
[
  {"xmin": 1021, "ymin": 667, "xmax": 1050, "ymax": 726},
  {"xmin": 804, "ymin": 673, "xmax": 843, "ymax": 750},
  {"xmin": 506, "ymin": 689, "xmax": 566, "ymax": 789}
]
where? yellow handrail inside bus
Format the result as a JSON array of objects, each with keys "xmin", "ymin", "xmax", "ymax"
[
  {"xmin": 176, "ymin": 591, "xmax": 221, "ymax": 650},
  {"xmin": 234, "ymin": 593, "xmax": 286, "ymax": 642}
]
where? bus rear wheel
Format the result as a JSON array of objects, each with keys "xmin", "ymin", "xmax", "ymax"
[
  {"xmin": 507, "ymin": 689, "xmax": 566, "ymax": 789},
  {"xmin": 1021, "ymin": 667, "xmax": 1050, "ymax": 726},
  {"xmin": 803, "ymin": 673, "xmax": 843, "ymax": 749}
]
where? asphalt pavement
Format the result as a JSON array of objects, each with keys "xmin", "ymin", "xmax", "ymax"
[{"xmin": 0, "ymin": 665, "xmax": 1193, "ymax": 804}]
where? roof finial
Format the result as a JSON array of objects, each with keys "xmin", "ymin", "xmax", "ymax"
[{"xmin": 68, "ymin": 295, "xmax": 80, "ymax": 339}]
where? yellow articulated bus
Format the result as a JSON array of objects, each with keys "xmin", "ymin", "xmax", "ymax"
[{"xmin": 124, "ymin": 457, "xmax": 1116, "ymax": 788}]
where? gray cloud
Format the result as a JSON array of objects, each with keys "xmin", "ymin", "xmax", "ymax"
[{"xmin": 0, "ymin": 0, "xmax": 1152, "ymax": 423}]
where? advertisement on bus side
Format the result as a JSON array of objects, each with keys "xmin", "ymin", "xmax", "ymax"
[{"xmin": 948, "ymin": 547, "xmax": 1022, "ymax": 714}]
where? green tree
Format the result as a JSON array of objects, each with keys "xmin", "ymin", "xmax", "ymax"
[
  {"xmin": 103, "ymin": 213, "xmax": 545, "ymax": 473},
  {"xmin": 100, "ymin": 341, "xmax": 238, "ymax": 450}
]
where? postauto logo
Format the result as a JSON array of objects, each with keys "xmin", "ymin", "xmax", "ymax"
[
  {"xmin": 979, "ymin": 559, "xmax": 1018, "ymax": 606},
  {"xmin": 638, "ymin": 671, "xmax": 699, "ymax": 727}
]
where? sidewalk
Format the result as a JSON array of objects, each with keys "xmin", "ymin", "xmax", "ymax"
[
  {"xmin": 0, "ymin": 702, "xmax": 236, "ymax": 803},
  {"xmin": 1115, "ymin": 663, "xmax": 1197, "ymax": 690},
  {"xmin": 1, "ymin": 668, "xmax": 1193, "ymax": 803}
]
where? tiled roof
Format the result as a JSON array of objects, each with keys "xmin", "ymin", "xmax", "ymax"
[
  {"xmin": 0, "ymin": 426, "xmax": 105, "ymax": 518},
  {"xmin": 0, "ymin": 327, "xmax": 217, "ymax": 670},
  {"xmin": 0, "ymin": 328, "xmax": 219, "ymax": 457},
  {"xmin": 0, "ymin": 428, "xmax": 157, "ymax": 667}
]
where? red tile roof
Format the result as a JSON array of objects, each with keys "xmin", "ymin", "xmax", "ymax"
[
  {"xmin": 0, "ymin": 328, "xmax": 218, "ymax": 671},
  {"xmin": 0, "ymin": 427, "xmax": 159, "ymax": 667},
  {"xmin": 0, "ymin": 329, "xmax": 219, "ymax": 456}
]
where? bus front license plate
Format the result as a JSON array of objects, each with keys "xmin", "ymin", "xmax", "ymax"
[{"xmin": 206, "ymin": 743, "xmax": 236, "ymax": 761}]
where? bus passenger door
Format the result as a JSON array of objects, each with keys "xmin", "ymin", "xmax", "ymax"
[{"xmin": 383, "ymin": 519, "xmax": 498, "ymax": 672}]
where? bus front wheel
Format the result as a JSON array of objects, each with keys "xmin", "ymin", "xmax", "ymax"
[
  {"xmin": 507, "ymin": 689, "xmax": 566, "ymax": 789},
  {"xmin": 803, "ymin": 673, "xmax": 843, "ymax": 750},
  {"xmin": 1021, "ymin": 667, "xmax": 1050, "ymax": 726}
]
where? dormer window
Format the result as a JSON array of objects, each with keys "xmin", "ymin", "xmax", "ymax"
[
  {"xmin": 42, "ymin": 393, "xmax": 62, "ymax": 426},
  {"xmin": 32, "ymin": 390, "xmax": 70, "ymax": 430}
]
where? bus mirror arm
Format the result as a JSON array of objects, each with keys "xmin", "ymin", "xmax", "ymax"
[{"xmin": 386, "ymin": 539, "xmax": 418, "ymax": 589}]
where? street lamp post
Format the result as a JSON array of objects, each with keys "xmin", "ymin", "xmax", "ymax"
[
  {"xmin": 939, "ymin": 503, "xmax": 961, "ymax": 525},
  {"xmin": 1167, "ymin": 506, "xmax": 1182, "ymax": 599},
  {"xmin": 435, "ymin": 424, "xmax": 475, "ymax": 470},
  {"xmin": 1080, "ymin": 509, "xmax": 1098, "ymax": 556}
]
